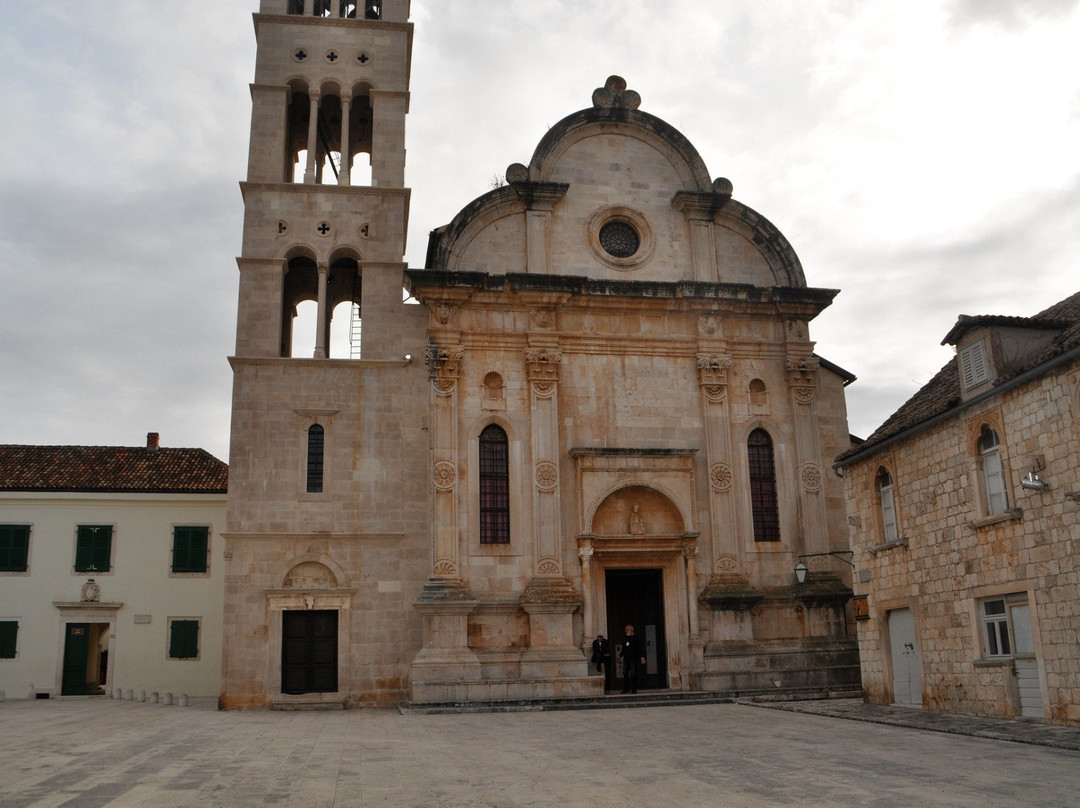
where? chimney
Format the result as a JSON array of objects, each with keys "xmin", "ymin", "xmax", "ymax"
[{"xmin": 146, "ymin": 432, "xmax": 160, "ymax": 451}]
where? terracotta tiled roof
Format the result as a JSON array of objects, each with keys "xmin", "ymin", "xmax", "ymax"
[
  {"xmin": 837, "ymin": 290, "xmax": 1080, "ymax": 464},
  {"xmin": 0, "ymin": 444, "xmax": 228, "ymax": 494}
]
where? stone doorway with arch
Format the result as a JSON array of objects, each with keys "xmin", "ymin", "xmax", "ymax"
[{"xmin": 573, "ymin": 449, "xmax": 702, "ymax": 693}]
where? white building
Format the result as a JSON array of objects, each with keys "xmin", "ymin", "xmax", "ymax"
[{"xmin": 0, "ymin": 433, "xmax": 227, "ymax": 701}]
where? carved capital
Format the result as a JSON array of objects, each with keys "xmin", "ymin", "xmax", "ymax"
[
  {"xmin": 697, "ymin": 354, "xmax": 733, "ymax": 388},
  {"xmin": 525, "ymin": 350, "xmax": 562, "ymax": 388},
  {"xmin": 785, "ymin": 357, "xmax": 819, "ymax": 388},
  {"xmin": 426, "ymin": 343, "xmax": 464, "ymax": 390}
]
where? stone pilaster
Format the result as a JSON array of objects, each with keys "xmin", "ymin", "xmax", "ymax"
[{"xmin": 786, "ymin": 356, "xmax": 827, "ymax": 555}]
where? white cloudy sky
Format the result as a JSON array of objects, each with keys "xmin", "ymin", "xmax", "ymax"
[{"xmin": 1, "ymin": 0, "xmax": 1078, "ymax": 462}]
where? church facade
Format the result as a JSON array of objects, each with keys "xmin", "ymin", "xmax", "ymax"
[{"xmin": 222, "ymin": 0, "xmax": 859, "ymax": 708}]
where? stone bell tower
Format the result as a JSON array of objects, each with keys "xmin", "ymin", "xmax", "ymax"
[{"xmin": 222, "ymin": 0, "xmax": 429, "ymax": 709}]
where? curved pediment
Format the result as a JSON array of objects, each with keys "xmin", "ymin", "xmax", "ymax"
[{"xmin": 425, "ymin": 76, "xmax": 805, "ymax": 289}]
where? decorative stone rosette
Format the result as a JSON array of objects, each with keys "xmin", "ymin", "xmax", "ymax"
[
  {"xmin": 535, "ymin": 461, "xmax": 558, "ymax": 491},
  {"xmin": 710, "ymin": 462, "xmax": 733, "ymax": 492},
  {"xmin": 432, "ymin": 460, "xmax": 457, "ymax": 491},
  {"xmin": 800, "ymin": 462, "xmax": 822, "ymax": 492}
]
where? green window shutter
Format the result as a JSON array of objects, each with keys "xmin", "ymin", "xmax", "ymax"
[
  {"xmin": 169, "ymin": 620, "xmax": 199, "ymax": 659},
  {"xmin": 75, "ymin": 525, "xmax": 112, "ymax": 572},
  {"xmin": 0, "ymin": 621, "xmax": 18, "ymax": 658},
  {"xmin": 172, "ymin": 526, "xmax": 209, "ymax": 573},
  {"xmin": 0, "ymin": 525, "xmax": 30, "ymax": 572}
]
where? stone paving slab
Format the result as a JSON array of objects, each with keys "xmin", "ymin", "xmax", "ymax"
[
  {"xmin": 1, "ymin": 698, "xmax": 1079, "ymax": 807},
  {"xmin": 747, "ymin": 698, "xmax": 1080, "ymax": 751}
]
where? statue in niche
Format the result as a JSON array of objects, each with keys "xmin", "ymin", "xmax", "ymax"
[{"xmin": 628, "ymin": 503, "xmax": 646, "ymax": 535}]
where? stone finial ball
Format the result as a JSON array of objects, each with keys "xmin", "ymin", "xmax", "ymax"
[
  {"xmin": 505, "ymin": 163, "xmax": 529, "ymax": 184},
  {"xmin": 713, "ymin": 177, "xmax": 734, "ymax": 197}
]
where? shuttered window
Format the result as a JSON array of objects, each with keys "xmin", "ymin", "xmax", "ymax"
[
  {"xmin": 0, "ymin": 621, "xmax": 17, "ymax": 658},
  {"xmin": 172, "ymin": 526, "xmax": 209, "ymax": 574},
  {"xmin": 75, "ymin": 525, "xmax": 113, "ymax": 572},
  {"xmin": 0, "ymin": 525, "xmax": 30, "ymax": 572},
  {"xmin": 168, "ymin": 619, "xmax": 200, "ymax": 659},
  {"xmin": 960, "ymin": 340, "xmax": 990, "ymax": 390}
]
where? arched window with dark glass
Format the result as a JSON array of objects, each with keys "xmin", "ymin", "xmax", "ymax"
[
  {"xmin": 307, "ymin": 424, "xmax": 325, "ymax": 493},
  {"xmin": 479, "ymin": 424, "xmax": 510, "ymax": 544},
  {"xmin": 748, "ymin": 428, "xmax": 780, "ymax": 542}
]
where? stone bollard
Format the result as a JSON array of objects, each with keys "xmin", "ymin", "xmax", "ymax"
[
  {"xmin": 113, "ymin": 688, "xmax": 123, "ymax": 700},
  {"xmin": 163, "ymin": 692, "xmax": 173, "ymax": 705},
  {"xmin": 149, "ymin": 692, "xmax": 159, "ymax": 704},
  {"xmin": 179, "ymin": 694, "xmax": 189, "ymax": 707},
  {"xmin": 136, "ymin": 690, "xmax": 146, "ymax": 703},
  {"xmin": 124, "ymin": 689, "xmax": 134, "ymax": 701}
]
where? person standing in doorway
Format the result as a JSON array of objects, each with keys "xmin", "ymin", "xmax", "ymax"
[
  {"xmin": 620, "ymin": 624, "xmax": 646, "ymax": 694},
  {"xmin": 591, "ymin": 630, "xmax": 613, "ymax": 692}
]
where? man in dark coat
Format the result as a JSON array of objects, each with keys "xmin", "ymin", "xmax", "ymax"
[
  {"xmin": 590, "ymin": 630, "xmax": 613, "ymax": 692},
  {"xmin": 620, "ymin": 624, "xmax": 646, "ymax": 694}
]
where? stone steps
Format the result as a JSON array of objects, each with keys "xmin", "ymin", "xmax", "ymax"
[{"xmin": 400, "ymin": 685, "xmax": 864, "ymax": 715}]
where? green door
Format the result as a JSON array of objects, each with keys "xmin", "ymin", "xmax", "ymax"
[{"xmin": 62, "ymin": 623, "xmax": 90, "ymax": 695}]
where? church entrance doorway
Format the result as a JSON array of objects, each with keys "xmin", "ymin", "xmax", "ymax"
[
  {"xmin": 605, "ymin": 569, "xmax": 667, "ymax": 690},
  {"xmin": 281, "ymin": 610, "xmax": 338, "ymax": 695}
]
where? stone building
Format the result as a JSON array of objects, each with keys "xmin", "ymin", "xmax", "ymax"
[
  {"xmin": 0, "ymin": 434, "xmax": 227, "ymax": 701},
  {"xmin": 222, "ymin": 0, "xmax": 859, "ymax": 708},
  {"xmin": 835, "ymin": 291, "xmax": 1080, "ymax": 725}
]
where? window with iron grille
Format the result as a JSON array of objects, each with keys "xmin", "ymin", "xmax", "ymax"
[
  {"xmin": 479, "ymin": 424, "xmax": 510, "ymax": 544},
  {"xmin": 748, "ymin": 429, "xmax": 781, "ymax": 542},
  {"xmin": 307, "ymin": 424, "xmax": 325, "ymax": 493}
]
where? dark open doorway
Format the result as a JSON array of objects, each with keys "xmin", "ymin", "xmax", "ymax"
[
  {"xmin": 282, "ymin": 610, "xmax": 338, "ymax": 694},
  {"xmin": 605, "ymin": 569, "xmax": 667, "ymax": 690},
  {"xmin": 61, "ymin": 622, "xmax": 109, "ymax": 696}
]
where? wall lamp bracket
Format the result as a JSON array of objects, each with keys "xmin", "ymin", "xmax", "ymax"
[{"xmin": 794, "ymin": 551, "xmax": 854, "ymax": 584}]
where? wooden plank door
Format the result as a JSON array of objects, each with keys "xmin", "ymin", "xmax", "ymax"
[{"xmin": 61, "ymin": 623, "xmax": 90, "ymax": 696}]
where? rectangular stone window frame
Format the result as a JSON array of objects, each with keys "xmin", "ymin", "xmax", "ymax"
[
  {"xmin": 969, "ymin": 584, "xmax": 1039, "ymax": 665},
  {"xmin": 167, "ymin": 617, "xmax": 201, "ymax": 661},
  {"xmin": 0, "ymin": 524, "xmax": 31, "ymax": 575},
  {"xmin": 170, "ymin": 525, "xmax": 211, "ymax": 577},
  {"xmin": 74, "ymin": 524, "xmax": 115, "ymax": 575}
]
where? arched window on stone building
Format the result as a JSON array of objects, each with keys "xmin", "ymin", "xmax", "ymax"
[
  {"xmin": 747, "ymin": 428, "xmax": 780, "ymax": 542},
  {"xmin": 978, "ymin": 425, "xmax": 1008, "ymax": 516},
  {"xmin": 877, "ymin": 467, "xmax": 898, "ymax": 543},
  {"xmin": 479, "ymin": 424, "xmax": 510, "ymax": 544}
]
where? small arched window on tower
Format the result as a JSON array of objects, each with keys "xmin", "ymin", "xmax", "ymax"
[
  {"xmin": 747, "ymin": 428, "xmax": 780, "ymax": 542},
  {"xmin": 365, "ymin": 0, "xmax": 382, "ymax": 19},
  {"xmin": 479, "ymin": 424, "xmax": 510, "ymax": 544},
  {"xmin": 288, "ymin": 0, "xmax": 304, "ymax": 14},
  {"xmin": 978, "ymin": 425, "xmax": 1008, "ymax": 515},
  {"xmin": 877, "ymin": 467, "xmax": 898, "ymax": 543},
  {"xmin": 307, "ymin": 424, "xmax": 325, "ymax": 493}
]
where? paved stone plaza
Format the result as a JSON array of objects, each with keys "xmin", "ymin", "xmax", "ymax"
[{"xmin": 2, "ymin": 698, "xmax": 1079, "ymax": 807}]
